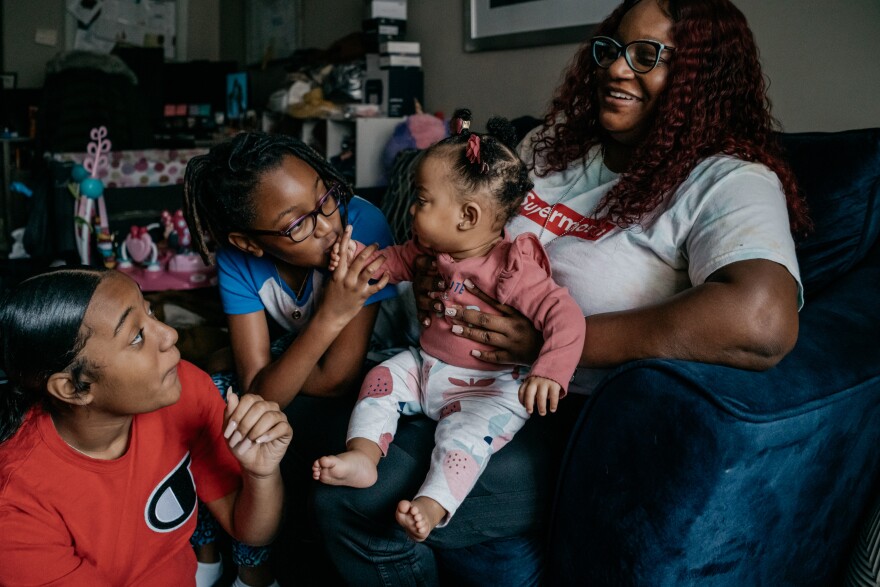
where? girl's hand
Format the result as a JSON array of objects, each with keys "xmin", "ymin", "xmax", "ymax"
[
  {"xmin": 412, "ymin": 254, "xmax": 442, "ymax": 327},
  {"xmin": 518, "ymin": 376, "xmax": 561, "ymax": 416},
  {"xmin": 445, "ymin": 279, "xmax": 543, "ymax": 365},
  {"xmin": 223, "ymin": 392, "xmax": 292, "ymax": 478},
  {"xmin": 321, "ymin": 225, "xmax": 390, "ymax": 325}
]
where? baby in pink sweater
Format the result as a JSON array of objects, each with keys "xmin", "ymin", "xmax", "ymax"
[{"xmin": 313, "ymin": 109, "xmax": 585, "ymax": 541}]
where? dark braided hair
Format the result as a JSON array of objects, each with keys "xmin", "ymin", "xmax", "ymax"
[
  {"xmin": 424, "ymin": 108, "xmax": 533, "ymax": 226},
  {"xmin": 183, "ymin": 132, "xmax": 353, "ymax": 264}
]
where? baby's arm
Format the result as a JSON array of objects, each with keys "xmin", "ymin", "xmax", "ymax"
[
  {"xmin": 495, "ymin": 239, "xmax": 586, "ymax": 415},
  {"xmin": 331, "ymin": 238, "xmax": 426, "ymax": 284}
]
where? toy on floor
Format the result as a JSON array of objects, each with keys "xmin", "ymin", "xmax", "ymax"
[
  {"xmin": 115, "ymin": 210, "xmax": 216, "ymax": 291},
  {"xmin": 116, "ymin": 225, "xmax": 161, "ymax": 272},
  {"xmin": 72, "ymin": 126, "xmax": 113, "ymax": 266}
]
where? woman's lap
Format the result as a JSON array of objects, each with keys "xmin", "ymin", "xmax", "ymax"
[{"xmin": 311, "ymin": 396, "xmax": 583, "ymax": 586}]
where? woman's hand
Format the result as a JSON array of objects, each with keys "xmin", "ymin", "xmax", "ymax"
[
  {"xmin": 445, "ymin": 280, "xmax": 544, "ymax": 366},
  {"xmin": 412, "ymin": 254, "xmax": 442, "ymax": 327},
  {"xmin": 321, "ymin": 225, "xmax": 390, "ymax": 325},
  {"xmin": 223, "ymin": 392, "xmax": 292, "ymax": 478}
]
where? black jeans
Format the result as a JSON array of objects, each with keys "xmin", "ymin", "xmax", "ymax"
[{"xmin": 311, "ymin": 398, "xmax": 583, "ymax": 587}]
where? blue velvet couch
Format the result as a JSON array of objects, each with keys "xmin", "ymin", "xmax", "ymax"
[{"xmin": 546, "ymin": 128, "xmax": 880, "ymax": 586}]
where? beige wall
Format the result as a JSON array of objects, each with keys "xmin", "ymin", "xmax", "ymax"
[
  {"xmin": 740, "ymin": 0, "xmax": 880, "ymax": 132},
  {"xmin": 3, "ymin": 0, "xmax": 66, "ymax": 88},
  {"xmin": 5, "ymin": 0, "xmax": 880, "ymax": 131}
]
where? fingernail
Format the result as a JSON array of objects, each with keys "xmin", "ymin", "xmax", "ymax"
[
  {"xmin": 255, "ymin": 434, "xmax": 271, "ymax": 444},
  {"xmin": 430, "ymin": 260, "xmax": 437, "ymax": 268},
  {"xmin": 428, "ymin": 292, "xmax": 439, "ymax": 299},
  {"xmin": 451, "ymin": 325, "xmax": 463, "ymax": 334},
  {"xmin": 470, "ymin": 349, "xmax": 481, "ymax": 357},
  {"xmin": 224, "ymin": 420, "xmax": 237, "ymax": 439},
  {"xmin": 230, "ymin": 431, "xmax": 243, "ymax": 446},
  {"xmin": 237, "ymin": 439, "xmax": 253, "ymax": 454},
  {"xmin": 433, "ymin": 303, "xmax": 443, "ymax": 312},
  {"xmin": 464, "ymin": 279, "xmax": 474, "ymax": 289},
  {"xmin": 445, "ymin": 307, "xmax": 456, "ymax": 317},
  {"xmin": 422, "ymin": 318, "xmax": 431, "ymax": 327},
  {"xmin": 437, "ymin": 281, "xmax": 445, "ymax": 289}
]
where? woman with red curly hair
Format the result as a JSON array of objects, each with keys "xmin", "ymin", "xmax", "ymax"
[
  {"xmin": 314, "ymin": 1, "xmax": 808, "ymax": 585},
  {"xmin": 471, "ymin": 0, "xmax": 809, "ymax": 380}
]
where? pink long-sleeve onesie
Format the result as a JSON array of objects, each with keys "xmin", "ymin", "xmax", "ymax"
[{"xmin": 358, "ymin": 231, "xmax": 585, "ymax": 392}]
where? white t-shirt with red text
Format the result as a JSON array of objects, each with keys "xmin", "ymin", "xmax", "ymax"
[{"xmin": 507, "ymin": 142, "xmax": 802, "ymax": 395}]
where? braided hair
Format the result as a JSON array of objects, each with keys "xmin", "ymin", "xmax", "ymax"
[
  {"xmin": 183, "ymin": 132, "xmax": 353, "ymax": 264},
  {"xmin": 424, "ymin": 109, "xmax": 533, "ymax": 226}
]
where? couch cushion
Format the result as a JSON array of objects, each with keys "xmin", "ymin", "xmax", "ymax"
[{"xmin": 780, "ymin": 128, "xmax": 880, "ymax": 295}]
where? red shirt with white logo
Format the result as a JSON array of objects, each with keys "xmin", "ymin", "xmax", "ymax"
[{"xmin": 0, "ymin": 361, "xmax": 241, "ymax": 586}]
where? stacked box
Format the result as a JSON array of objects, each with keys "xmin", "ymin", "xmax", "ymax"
[{"xmin": 363, "ymin": 7, "xmax": 423, "ymax": 118}]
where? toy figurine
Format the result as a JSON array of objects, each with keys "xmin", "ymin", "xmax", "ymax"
[
  {"xmin": 72, "ymin": 126, "xmax": 112, "ymax": 266},
  {"xmin": 116, "ymin": 225, "xmax": 161, "ymax": 272}
]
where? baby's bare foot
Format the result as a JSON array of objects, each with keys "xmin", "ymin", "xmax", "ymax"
[
  {"xmin": 395, "ymin": 497, "xmax": 447, "ymax": 542},
  {"xmin": 312, "ymin": 451, "xmax": 378, "ymax": 488}
]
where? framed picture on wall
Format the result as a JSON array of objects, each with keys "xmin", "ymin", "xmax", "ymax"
[
  {"xmin": 0, "ymin": 73, "xmax": 17, "ymax": 90},
  {"xmin": 464, "ymin": 0, "xmax": 619, "ymax": 52}
]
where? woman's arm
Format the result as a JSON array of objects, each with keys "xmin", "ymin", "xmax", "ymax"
[
  {"xmin": 438, "ymin": 258, "xmax": 799, "ymax": 372},
  {"xmin": 581, "ymin": 259, "xmax": 799, "ymax": 370},
  {"xmin": 204, "ymin": 393, "xmax": 291, "ymax": 546}
]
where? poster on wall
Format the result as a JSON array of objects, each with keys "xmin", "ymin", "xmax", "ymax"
[
  {"xmin": 69, "ymin": 0, "xmax": 177, "ymax": 59},
  {"xmin": 245, "ymin": 0, "xmax": 301, "ymax": 65}
]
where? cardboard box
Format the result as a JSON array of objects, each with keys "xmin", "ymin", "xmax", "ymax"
[
  {"xmin": 379, "ymin": 41, "xmax": 420, "ymax": 55},
  {"xmin": 379, "ymin": 54, "xmax": 421, "ymax": 68},
  {"xmin": 362, "ymin": 18, "xmax": 407, "ymax": 53},
  {"xmin": 364, "ymin": 0, "xmax": 407, "ymax": 21}
]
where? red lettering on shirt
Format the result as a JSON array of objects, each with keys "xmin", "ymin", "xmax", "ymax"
[{"xmin": 519, "ymin": 191, "xmax": 615, "ymax": 241}]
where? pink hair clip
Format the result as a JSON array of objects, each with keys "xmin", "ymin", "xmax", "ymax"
[{"xmin": 466, "ymin": 134, "xmax": 489, "ymax": 173}]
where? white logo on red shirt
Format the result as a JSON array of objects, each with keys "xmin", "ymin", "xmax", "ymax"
[
  {"xmin": 144, "ymin": 452, "xmax": 197, "ymax": 533},
  {"xmin": 519, "ymin": 191, "xmax": 614, "ymax": 241}
]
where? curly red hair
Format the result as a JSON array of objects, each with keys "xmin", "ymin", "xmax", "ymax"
[{"xmin": 530, "ymin": 0, "xmax": 811, "ymax": 234}]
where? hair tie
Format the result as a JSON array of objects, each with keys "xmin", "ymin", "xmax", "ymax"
[
  {"xmin": 466, "ymin": 134, "xmax": 489, "ymax": 173},
  {"xmin": 454, "ymin": 118, "xmax": 471, "ymax": 135}
]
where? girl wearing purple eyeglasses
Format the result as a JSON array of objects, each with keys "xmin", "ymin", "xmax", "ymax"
[{"xmin": 182, "ymin": 132, "xmax": 395, "ymax": 586}]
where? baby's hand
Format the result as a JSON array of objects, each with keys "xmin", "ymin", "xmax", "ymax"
[
  {"xmin": 328, "ymin": 240, "xmax": 357, "ymax": 272},
  {"xmin": 518, "ymin": 376, "xmax": 561, "ymax": 416}
]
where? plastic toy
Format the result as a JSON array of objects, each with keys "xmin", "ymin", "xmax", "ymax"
[
  {"xmin": 116, "ymin": 225, "xmax": 161, "ymax": 272},
  {"xmin": 115, "ymin": 209, "xmax": 216, "ymax": 291},
  {"xmin": 72, "ymin": 126, "xmax": 113, "ymax": 267}
]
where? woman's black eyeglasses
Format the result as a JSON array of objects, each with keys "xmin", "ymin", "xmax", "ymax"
[
  {"xmin": 245, "ymin": 182, "xmax": 344, "ymax": 243},
  {"xmin": 590, "ymin": 36, "xmax": 675, "ymax": 74}
]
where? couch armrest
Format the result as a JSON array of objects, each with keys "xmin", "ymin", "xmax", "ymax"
[{"xmin": 546, "ymin": 244, "xmax": 880, "ymax": 585}]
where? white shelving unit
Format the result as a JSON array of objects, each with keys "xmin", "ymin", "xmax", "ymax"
[{"xmin": 299, "ymin": 116, "xmax": 404, "ymax": 189}]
